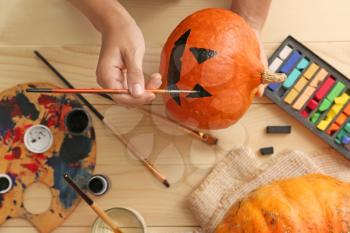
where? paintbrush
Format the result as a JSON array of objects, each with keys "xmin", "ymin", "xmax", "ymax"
[
  {"xmin": 26, "ymin": 87, "xmax": 198, "ymax": 94},
  {"xmin": 63, "ymin": 174, "xmax": 123, "ymax": 233},
  {"xmin": 33, "ymin": 50, "xmax": 218, "ymax": 145},
  {"xmin": 33, "ymin": 50, "xmax": 170, "ymax": 188}
]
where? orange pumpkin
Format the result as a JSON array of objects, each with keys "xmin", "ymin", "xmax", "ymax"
[
  {"xmin": 215, "ymin": 174, "xmax": 350, "ymax": 233},
  {"xmin": 160, "ymin": 8, "xmax": 284, "ymax": 129}
]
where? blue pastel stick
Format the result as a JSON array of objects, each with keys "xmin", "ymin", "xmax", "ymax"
[
  {"xmin": 267, "ymin": 83, "xmax": 280, "ymax": 91},
  {"xmin": 279, "ymin": 51, "xmax": 302, "ymax": 74},
  {"xmin": 342, "ymin": 136, "xmax": 350, "ymax": 145}
]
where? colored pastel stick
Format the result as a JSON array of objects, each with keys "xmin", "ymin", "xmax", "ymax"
[
  {"xmin": 309, "ymin": 69, "xmax": 328, "ymax": 87},
  {"xmin": 344, "ymin": 123, "xmax": 350, "ymax": 133},
  {"xmin": 279, "ymin": 46, "xmax": 293, "ymax": 59},
  {"xmin": 283, "ymin": 69, "xmax": 301, "ymax": 88},
  {"xmin": 284, "ymin": 89, "xmax": 298, "ymax": 104},
  {"xmin": 264, "ymin": 36, "xmax": 350, "ymax": 157},
  {"xmin": 343, "ymin": 102, "xmax": 350, "ymax": 115},
  {"xmin": 335, "ymin": 113, "xmax": 348, "ymax": 125},
  {"xmin": 283, "ymin": 58, "xmax": 309, "ymax": 88},
  {"xmin": 260, "ymin": 147, "xmax": 274, "ymax": 155},
  {"xmin": 336, "ymin": 130, "xmax": 349, "ymax": 145},
  {"xmin": 267, "ymin": 83, "xmax": 280, "ymax": 91},
  {"xmin": 310, "ymin": 81, "xmax": 345, "ymax": 123},
  {"xmin": 310, "ymin": 112, "xmax": 321, "ymax": 123},
  {"xmin": 326, "ymin": 123, "xmax": 340, "ymax": 135},
  {"xmin": 267, "ymin": 46, "xmax": 294, "ymax": 91},
  {"xmin": 317, "ymin": 93, "xmax": 349, "ymax": 130},
  {"xmin": 266, "ymin": 126, "xmax": 292, "ymax": 134},
  {"xmin": 300, "ymin": 76, "xmax": 335, "ymax": 117},
  {"xmin": 303, "ymin": 63, "xmax": 319, "ymax": 79},
  {"xmin": 292, "ymin": 69, "xmax": 328, "ymax": 110},
  {"xmin": 269, "ymin": 58, "xmax": 283, "ymax": 72},
  {"xmin": 314, "ymin": 77, "xmax": 336, "ymax": 100},
  {"xmin": 326, "ymin": 102, "xmax": 350, "ymax": 135},
  {"xmin": 294, "ymin": 77, "xmax": 308, "ymax": 91},
  {"xmin": 279, "ymin": 51, "xmax": 302, "ymax": 74},
  {"xmin": 342, "ymin": 136, "xmax": 350, "ymax": 145},
  {"xmin": 283, "ymin": 63, "xmax": 317, "ymax": 104}
]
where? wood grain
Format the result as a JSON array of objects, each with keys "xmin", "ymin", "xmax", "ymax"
[
  {"xmin": 0, "ymin": 43, "xmax": 349, "ymax": 231},
  {"xmin": 0, "ymin": 226, "xmax": 200, "ymax": 233},
  {"xmin": 0, "ymin": 0, "xmax": 349, "ymax": 45},
  {"xmin": 0, "ymin": 0, "xmax": 350, "ymax": 232}
]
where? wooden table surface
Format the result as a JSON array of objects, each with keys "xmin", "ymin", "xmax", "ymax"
[{"xmin": 1, "ymin": 0, "xmax": 350, "ymax": 232}]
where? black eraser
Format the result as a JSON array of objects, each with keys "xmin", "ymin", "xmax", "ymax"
[
  {"xmin": 260, "ymin": 147, "xmax": 274, "ymax": 155},
  {"xmin": 266, "ymin": 126, "xmax": 291, "ymax": 134}
]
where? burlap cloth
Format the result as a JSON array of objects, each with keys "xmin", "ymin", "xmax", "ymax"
[{"xmin": 188, "ymin": 146, "xmax": 350, "ymax": 233}]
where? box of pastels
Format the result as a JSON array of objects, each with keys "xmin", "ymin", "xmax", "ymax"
[{"xmin": 265, "ymin": 36, "xmax": 350, "ymax": 159}]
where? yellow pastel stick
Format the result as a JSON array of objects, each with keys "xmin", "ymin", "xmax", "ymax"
[{"xmin": 317, "ymin": 93, "xmax": 350, "ymax": 131}]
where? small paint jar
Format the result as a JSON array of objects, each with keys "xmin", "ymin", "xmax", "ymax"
[
  {"xmin": 0, "ymin": 174, "xmax": 13, "ymax": 194},
  {"xmin": 65, "ymin": 108, "xmax": 91, "ymax": 135},
  {"xmin": 88, "ymin": 175, "xmax": 110, "ymax": 196},
  {"xmin": 24, "ymin": 124, "xmax": 54, "ymax": 154},
  {"xmin": 91, "ymin": 207, "xmax": 147, "ymax": 233}
]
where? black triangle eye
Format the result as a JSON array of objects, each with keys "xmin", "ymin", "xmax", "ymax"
[
  {"xmin": 187, "ymin": 84, "xmax": 211, "ymax": 98},
  {"xmin": 190, "ymin": 47, "xmax": 217, "ymax": 64}
]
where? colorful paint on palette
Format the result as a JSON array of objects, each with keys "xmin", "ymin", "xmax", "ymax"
[{"xmin": 265, "ymin": 36, "xmax": 350, "ymax": 160}]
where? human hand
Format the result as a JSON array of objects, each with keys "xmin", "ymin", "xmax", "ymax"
[
  {"xmin": 253, "ymin": 30, "xmax": 268, "ymax": 97},
  {"xmin": 68, "ymin": 0, "xmax": 162, "ymax": 106},
  {"xmin": 96, "ymin": 8, "xmax": 162, "ymax": 106},
  {"xmin": 231, "ymin": 0, "xmax": 272, "ymax": 97}
]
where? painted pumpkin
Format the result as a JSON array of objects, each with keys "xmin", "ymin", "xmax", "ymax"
[
  {"xmin": 215, "ymin": 174, "xmax": 350, "ymax": 233},
  {"xmin": 160, "ymin": 8, "xmax": 284, "ymax": 129}
]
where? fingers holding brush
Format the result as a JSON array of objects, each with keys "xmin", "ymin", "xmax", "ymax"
[{"xmin": 109, "ymin": 72, "xmax": 162, "ymax": 107}]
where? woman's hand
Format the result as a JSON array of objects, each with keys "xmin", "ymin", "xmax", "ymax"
[
  {"xmin": 253, "ymin": 30, "xmax": 269, "ymax": 97},
  {"xmin": 231, "ymin": 0, "xmax": 272, "ymax": 96},
  {"xmin": 68, "ymin": 0, "xmax": 162, "ymax": 106},
  {"xmin": 97, "ymin": 16, "xmax": 162, "ymax": 106}
]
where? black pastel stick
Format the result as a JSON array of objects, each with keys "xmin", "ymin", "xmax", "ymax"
[
  {"xmin": 266, "ymin": 126, "xmax": 292, "ymax": 134},
  {"xmin": 260, "ymin": 147, "xmax": 274, "ymax": 156}
]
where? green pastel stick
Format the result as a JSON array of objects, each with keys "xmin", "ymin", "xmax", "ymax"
[
  {"xmin": 326, "ymin": 82, "xmax": 346, "ymax": 101},
  {"xmin": 310, "ymin": 82, "xmax": 346, "ymax": 122},
  {"xmin": 311, "ymin": 112, "xmax": 321, "ymax": 123},
  {"xmin": 318, "ymin": 99, "xmax": 332, "ymax": 112},
  {"xmin": 344, "ymin": 123, "xmax": 350, "ymax": 133},
  {"xmin": 336, "ymin": 130, "xmax": 347, "ymax": 141}
]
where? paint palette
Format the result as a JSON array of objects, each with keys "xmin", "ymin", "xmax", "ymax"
[
  {"xmin": 265, "ymin": 36, "xmax": 350, "ymax": 159},
  {"xmin": 0, "ymin": 83, "xmax": 96, "ymax": 233}
]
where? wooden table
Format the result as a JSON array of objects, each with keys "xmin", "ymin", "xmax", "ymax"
[{"xmin": 1, "ymin": 0, "xmax": 350, "ymax": 232}]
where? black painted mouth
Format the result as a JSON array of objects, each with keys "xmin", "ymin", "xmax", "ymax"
[
  {"xmin": 167, "ymin": 29, "xmax": 217, "ymax": 106},
  {"xmin": 187, "ymin": 84, "xmax": 211, "ymax": 98}
]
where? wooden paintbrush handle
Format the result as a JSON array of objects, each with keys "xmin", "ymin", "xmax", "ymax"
[
  {"xmin": 103, "ymin": 118, "xmax": 168, "ymax": 185},
  {"xmin": 137, "ymin": 108, "xmax": 218, "ymax": 145},
  {"xmin": 91, "ymin": 203, "xmax": 123, "ymax": 233}
]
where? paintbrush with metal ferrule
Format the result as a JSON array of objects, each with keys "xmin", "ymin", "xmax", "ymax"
[
  {"xmin": 32, "ymin": 50, "xmax": 218, "ymax": 145},
  {"xmin": 33, "ymin": 50, "xmax": 170, "ymax": 188},
  {"xmin": 26, "ymin": 87, "xmax": 198, "ymax": 94}
]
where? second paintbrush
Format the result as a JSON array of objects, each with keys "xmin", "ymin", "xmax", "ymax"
[{"xmin": 26, "ymin": 88, "xmax": 198, "ymax": 94}]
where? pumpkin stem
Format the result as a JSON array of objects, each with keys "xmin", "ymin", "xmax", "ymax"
[{"xmin": 261, "ymin": 70, "xmax": 286, "ymax": 84}]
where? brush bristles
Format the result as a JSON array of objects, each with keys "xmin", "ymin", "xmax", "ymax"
[{"xmin": 163, "ymin": 180, "xmax": 170, "ymax": 188}]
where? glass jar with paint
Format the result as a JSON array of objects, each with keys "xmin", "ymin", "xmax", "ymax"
[
  {"xmin": 65, "ymin": 108, "xmax": 92, "ymax": 135},
  {"xmin": 91, "ymin": 207, "xmax": 147, "ymax": 233},
  {"xmin": 88, "ymin": 175, "xmax": 110, "ymax": 196},
  {"xmin": 0, "ymin": 174, "xmax": 13, "ymax": 194}
]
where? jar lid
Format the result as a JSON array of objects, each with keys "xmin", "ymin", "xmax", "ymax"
[{"xmin": 24, "ymin": 125, "xmax": 54, "ymax": 154}]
